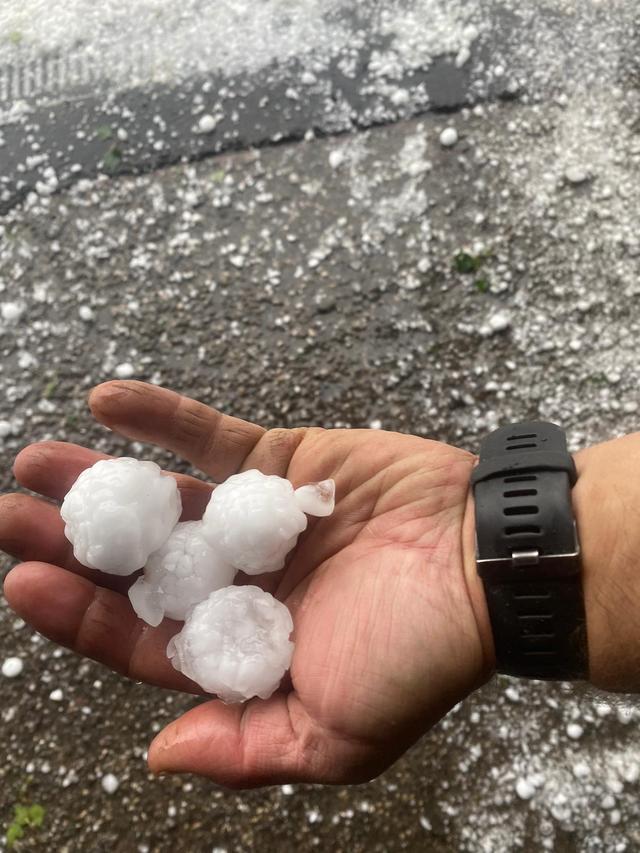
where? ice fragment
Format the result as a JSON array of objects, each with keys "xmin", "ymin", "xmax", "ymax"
[{"xmin": 294, "ymin": 479, "xmax": 335, "ymax": 517}]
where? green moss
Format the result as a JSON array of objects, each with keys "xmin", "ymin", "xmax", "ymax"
[
  {"xmin": 454, "ymin": 252, "xmax": 484, "ymax": 274},
  {"xmin": 102, "ymin": 145, "xmax": 123, "ymax": 173},
  {"xmin": 6, "ymin": 804, "xmax": 45, "ymax": 848},
  {"xmin": 587, "ymin": 372, "xmax": 608, "ymax": 386},
  {"xmin": 96, "ymin": 125, "xmax": 114, "ymax": 141},
  {"xmin": 43, "ymin": 376, "xmax": 58, "ymax": 399}
]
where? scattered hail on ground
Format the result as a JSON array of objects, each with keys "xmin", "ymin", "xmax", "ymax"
[{"xmin": 2, "ymin": 1, "xmax": 640, "ymax": 851}]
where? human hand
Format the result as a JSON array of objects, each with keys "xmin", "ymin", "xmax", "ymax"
[{"xmin": 1, "ymin": 381, "xmax": 490, "ymax": 787}]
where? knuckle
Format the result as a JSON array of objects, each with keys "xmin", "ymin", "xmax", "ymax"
[
  {"xmin": 14, "ymin": 441, "xmax": 60, "ymax": 481},
  {"xmin": 176, "ymin": 396, "xmax": 215, "ymax": 442},
  {"xmin": 75, "ymin": 589, "xmax": 133, "ymax": 675},
  {"xmin": 263, "ymin": 427, "xmax": 306, "ymax": 456},
  {"xmin": 0, "ymin": 492, "xmax": 30, "ymax": 515}
]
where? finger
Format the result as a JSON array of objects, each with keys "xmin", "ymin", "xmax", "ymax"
[
  {"xmin": 238, "ymin": 426, "xmax": 309, "ymax": 477},
  {"xmin": 14, "ymin": 441, "xmax": 108, "ymax": 499},
  {"xmin": 13, "ymin": 440, "xmax": 212, "ymax": 515},
  {"xmin": 3, "ymin": 562, "xmax": 200, "ymax": 694},
  {"xmin": 0, "ymin": 493, "xmax": 131, "ymax": 593},
  {"xmin": 88, "ymin": 381, "xmax": 265, "ymax": 480},
  {"xmin": 148, "ymin": 692, "xmax": 373, "ymax": 788}
]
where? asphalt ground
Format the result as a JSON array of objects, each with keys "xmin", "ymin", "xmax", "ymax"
[
  {"xmin": 2, "ymin": 2, "xmax": 640, "ymax": 852},
  {"xmin": 2, "ymin": 97, "xmax": 640, "ymax": 850},
  {"xmin": 2, "ymin": 1, "xmax": 632, "ymax": 213}
]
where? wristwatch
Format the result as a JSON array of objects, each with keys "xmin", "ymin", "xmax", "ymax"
[{"xmin": 471, "ymin": 421, "xmax": 588, "ymax": 680}]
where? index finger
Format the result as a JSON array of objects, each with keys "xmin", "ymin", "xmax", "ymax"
[{"xmin": 89, "ymin": 381, "xmax": 265, "ymax": 481}]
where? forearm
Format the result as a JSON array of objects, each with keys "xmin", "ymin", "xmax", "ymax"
[{"xmin": 462, "ymin": 433, "xmax": 640, "ymax": 692}]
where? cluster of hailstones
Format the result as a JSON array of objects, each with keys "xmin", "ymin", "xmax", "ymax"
[{"xmin": 60, "ymin": 458, "xmax": 335, "ymax": 703}]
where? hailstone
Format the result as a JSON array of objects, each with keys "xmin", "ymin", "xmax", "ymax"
[
  {"xmin": 201, "ymin": 469, "xmax": 335, "ymax": 574},
  {"xmin": 128, "ymin": 521, "xmax": 237, "ymax": 626},
  {"xmin": 61, "ymin": 457, "xmax": 181, "ymax": 575},
  {"xmin": 167, "ymin": 585, "xmax": 294, "ymax": 702}
]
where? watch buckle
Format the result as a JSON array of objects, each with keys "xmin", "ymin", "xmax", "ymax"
[
  {"xmin": 476, "ymin": 548, "xmax": 581, "ymax": 583},
  {"xmin": 511, "ymin": 548, "xmax": 540, "ymax": 567}
]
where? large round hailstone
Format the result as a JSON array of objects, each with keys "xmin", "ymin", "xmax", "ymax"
[
  {"xmin": 128, "ymin": 521, "xmax": 237, "ymax": 626},
  {"xmin": 201, "ymin": 469, "xmax": 335, "ymax": 574},
  {"xmin": 167, "ymin": 585, "xmax": 294, "ymax": 702},
  {"xmin": 60, "ymin": 457, "xmax": 181, "ymax": 575}
]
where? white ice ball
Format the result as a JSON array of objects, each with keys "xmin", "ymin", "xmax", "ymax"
[
  {"xmin": 440, "ymin": 127, "xmax": 459, "ymax": 147},
  {"xmin": 167, "ymin": 585, "xmax": 294, "ymax": 702},
  {"xmin": 201, "ymin": 469, "xmax": 335, "ymax": 575},
  {"xmin": 2, "ymin": 656, "xmax": 24, "ymax": 678},
  {"xmin": 197, "ymin": 113, "xmax": 218, "ymax": 134},
  {"xmin": 1, "ymin": 301, "xmax": 25, "ymax": 323},
  {"xmin": 101, "ymin": 773, "xmax": 119, "ymax": 794},
  {"xmin": 128, "ymin": 521, "xmax": 237, "ymax": 626},
  {"xmin": 61, "ymin": 457, "xmax": 182, "ymax": 575}
]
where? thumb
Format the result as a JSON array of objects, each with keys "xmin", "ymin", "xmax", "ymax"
[{"xmin": 147, "ymin": 694, "xmax": 373, "ymax": 788}]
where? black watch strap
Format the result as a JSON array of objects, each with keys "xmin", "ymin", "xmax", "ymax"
[{"xmin": 471, "ymin": 422, "xmax": 588, "ymax": 680}]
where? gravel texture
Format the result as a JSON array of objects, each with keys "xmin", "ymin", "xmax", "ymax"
[{"xmin": 2, "ymin": 65, "xmax": 640, "ymax": 853}]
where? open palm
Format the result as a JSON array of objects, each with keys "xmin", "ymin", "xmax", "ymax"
[{"xmin": 1, "ymin": 381, "xmax": 491, "ymax": 787}]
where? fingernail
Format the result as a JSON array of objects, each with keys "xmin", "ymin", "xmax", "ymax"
[{"xmin": 88, "ymin": 383, "xmax": 130, "ymax": 409}]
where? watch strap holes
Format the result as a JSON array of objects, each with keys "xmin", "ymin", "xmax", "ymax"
[
  {"xmin": 504, "ymin": 505, "xmax": 539, "ymax": 516},
  {"xmin": 503, "ymin": 488, "xmax": 538, "ymax": 498},
  {"xmin": 512, "ymin": 591, "xmax": 552, "ymax": 600},
  {"xmin": 518, "ymin": 613, "xmax": 553, "ymax": 620},
  {"xmin": 504, "ymin": 524, "xmax": 542, "ymax": 536}
]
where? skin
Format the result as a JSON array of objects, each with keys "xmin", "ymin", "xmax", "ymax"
[{"xmin": 0, "ymin": 381, "xmax": 638, "ymax": 788}]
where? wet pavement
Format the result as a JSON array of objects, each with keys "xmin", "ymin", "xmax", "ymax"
[
  {"xmin": 1, "ymin": 1, "xmax": 631, "ymax": 212},
  {"xmin": 3, "ymin": 2, "xmax": 640, "ymax": 851}
]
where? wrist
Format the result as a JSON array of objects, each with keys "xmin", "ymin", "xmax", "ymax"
[
  {"xmin": 573, "ymin": 436, "xmax": 640, "ymax": 691},
  {"xmin": 464, "ymin": 433, "xmax": 640, "ymax": 692},
  {"xmin": 461, "ymin": 486, "xmax": 497, "ymax": 678}
]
